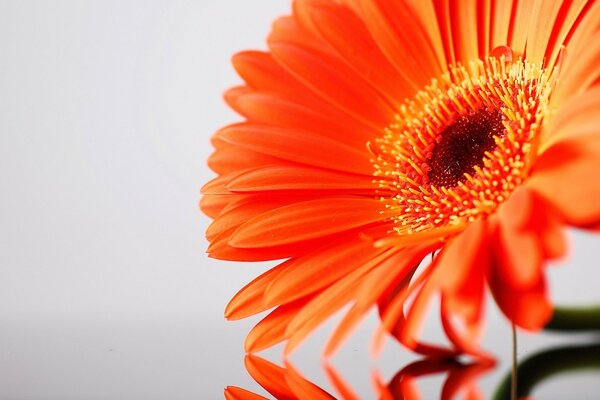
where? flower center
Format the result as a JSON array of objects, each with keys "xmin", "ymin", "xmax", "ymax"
[
  {"xmin": 427, "ymin": 108, "xmax": 504, "ymax": 188},
  {"xmin": 372, "ymin": 57, "xmax": 557, "ymax": 236}
]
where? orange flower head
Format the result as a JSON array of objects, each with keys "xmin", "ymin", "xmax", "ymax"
[
  {"xmin": 202, "ymin": 0, "xmax": 600, "ymax": 358},
  {"xmin": 373, "ymin": 57, "xmax": 555, "ymax": 239}
]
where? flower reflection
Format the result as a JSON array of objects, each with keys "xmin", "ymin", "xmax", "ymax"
[
  {"xmin": 227, "ymin": 340, "xmax": 600, "ymax": 399},
  {"xmin": 493, "ymin": 341, "xmax": 600, "ymax": 400},
  {"xmin": 225, "ymin": 354, "xmax": 493, "ymax": 400},
  {"xmin": 377, "ymin": 359, "xmax": 493, "ymax": 400}
]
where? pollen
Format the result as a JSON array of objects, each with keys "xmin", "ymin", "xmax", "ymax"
[{"xmin": 372, "ymin": 56, "xmax": 557, "ymax": 235}]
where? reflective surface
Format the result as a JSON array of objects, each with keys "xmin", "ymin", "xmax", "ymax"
[{"xmin": 1, "ymin": 1, "xmax": 599, "ymax": 399}]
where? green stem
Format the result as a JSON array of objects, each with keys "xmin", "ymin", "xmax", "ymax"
[
  {"xmin": 545, "ymin": 306, "xmax": 600, "ymax": 332},
  {"xmin": 511, "ymin": 324, "xmax": 517, "ymax": 400},
  {"xmin": 492, "ymin": 342, "xmax": 600, "ymax": 400}
]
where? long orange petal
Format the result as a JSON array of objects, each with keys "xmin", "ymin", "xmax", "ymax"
[
  {"xmin": 245, "ymin": 297, "xmax": 312, "ymax": 353},
  {"xmin": 264, "ymin": 225, "xmax": 392, "ymax": 306},
  {"xmin": 226, "ymin": 165, "xmax": 377, "ymax": 193},
  {"xmin": 495, "ymin": 188, "xmax": 543, "ymax": 288},
  {"xmin": 245, "ymin": 355, "xmax": 295, "ymax": 400},
  {"xmin": 216, "ymin": 123, "xmax": 373, "ymax": 175},
  {"xmin": 302, "ymin": 0, "xmax": 415, "ymax": 106},
  {"xmin": 224, "ymin": 387, "xmax": 269, "ymax": 400},
  {"xmin": 230, "ymin": 197, "xmax": 387, "ymax": 248},
  {"xmin": 525, "ymin": 0, "xmax": 564, "ymax": 65},
  {"xmin": 284, "ymin": 250, "xmax": 396, "ymax": 355},
  {"xmin": 231, "ymin": 50, "xmax": 377, "ymax": 133},
  {"xmin": 324, "ymin": 245, "xmax": 434, "ymax": 356},
  {"xmin": 323, "ymin": 364, "xmax": 360, "ymax": 400},
  {"xmin": 268, "ymin": 42, "xmax": 397, "ymax": 128},
  {"xmin": 356, "ymin": 0, "xmax": 440, "ymax": 86},
  {"xmin": 284, "ymin": 361, "xmax": 336, "ymax": 400},
  {"xmin": 489, "ymin": 215, "xmax": 553, "ymax": 330},
  {"xmin": 230, "ymin": 90, "xmax": 375, "ymax": 148},
  {"xmin": 225, "ymin": 261, "xmax": 293, "ymax": 320}
]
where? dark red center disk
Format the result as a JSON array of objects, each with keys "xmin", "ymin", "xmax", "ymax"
[{"xmin": 427, "ymin": 108, "xmax": 504, "ymax": 187}]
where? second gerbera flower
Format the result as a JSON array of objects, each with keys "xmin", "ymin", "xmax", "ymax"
[{"xmin": 202, "ymin": 0, "xmax": 600, "ymax": 358}]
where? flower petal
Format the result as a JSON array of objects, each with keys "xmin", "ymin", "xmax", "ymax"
[
  {"xmin": 489, "ymin": 214, "xmax": 553, "ymax": 330},
  {"xmin": 525, "ymin": 0, "xmax": 564, "ymax": 65},
  {"xmin": 227, "ymin": 91, "xmax": 375, "ymax": 147},
  {"xmin": 230, "ymin": 197, "xmax": 387, "ymax": 248},
  {"xmin": 226, "ymin": 165, "xmax": 377, "ymax": 193},
  {"xmin": 284, "ymin": 361, "xmax": 336, "ymax": 400},
  {"xmin": 508, "ymin": 0, "xmax": 535, "ymax": 55},
  {"xmin": 490, "ymin": 0, "xmax": 514, "ymax": 50},
  {"xmin": 284, "ymin": 250, "xmax": 396, "ymax": 355},
  {"xmin": 224, "ymin": 387, "xmax": 269, "ymax": 400},
  {"xmin": 245, "ymin": 355, "xmax": 295, "ymax": 400},
  {"xmin": 323, "ymin": 364, "xmax": 360, "ymax": 400},
  {"xmin": 553, "ymin": 0, "xmax": 600, "ymax": 100},
  {"xmin": 545, "ymin": 0, "xmax": 589, "ymax": 68},
  {"xmin": 546, "ymin": 86, "xmax": 600, "ymax": 145},
  {"xmin": 208, "ymin": 137, "xmax": 289, "ymax": 175},
  {"xmin": 301, "ymin": 0, "xmax": 415, "ymax": 105},
  {"xmin": 489, "ymin": 263, "xmax": 553, "ymax": 330},
  {"xmin": 208, "ymin": 226, "xmax": 323, "ymax": 262},
  {"xmin": 449, "ymin": 0, "xmax": 479, "ymax": 63},
  {"xmin": 216, "ymin": 123, "xmax": 373, "ymax": 175},
  {"xmin": 354, "ymin": 0, "xmax": 441, "ymax": 86},
  {"xmin": 199, "ymin": 193, "xmax": 237, "ymax": 219},
  {"xmin": 268, "ymin": 41, "xmax": 397, "ymax": 128},
  {"xmin": 225, "ymin": 261, "xmax": 293, "ymax": 320},
  {"xmin": 206, "ymin": 194, "xmax": 309, "ymax": 241},
  {"xmin": 495, "ymin": 188, "xmax": 543, "ymax": 288},
  {"xmin": 225, "ymin": 225, "xmax": 391, "ymax": 320},
  {"xmin": 245, "ymin": 298, "xmax": 311, "ymax": 353},
  {"xmin": 529, "ymin": 132, "xmax": 600, "ymax": 226},
  {"xmin": 323, "ymin": 245, "xmax": 434, "ymax": 356},
  {"xmin": 264, "ymin": 225, "xmax": 391, "ymax": 306}
]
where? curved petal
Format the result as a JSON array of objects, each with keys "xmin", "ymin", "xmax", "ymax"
[
  {"xmin": 226, "ymin": 91, "xmax": 375, "ymax": 147},
  {"xmin": 495, "ymin": 188, "xmax": 543, "ymax": 288},
  {"xmin": 283, "ymin": 361, "xmax": 336, "ymax": 400},
  {"xmin": 553, "ymin": 0, "xmax": 600, "ymax": 101},
  {"xmin": 245, "ymin": 355, "xmax": 295, "ymax": 400},
  {"xmin": 230, "ymin": 197, "xmax": 387, "ymax": 248},
  {"xmin": 545, "ymin": 85, "xmax": 600, "ymax": 149},
  {"xmin": 208, "ymin": 144, "xmax": 286, "ymax": 175},
  {"xmin": 489, "ymin": 213, "xmax": 553, "ymax": 330},
  {"xmin": 208, "ymin": 226, "xmax": 326, "ymax": 262},
  {"xmin": 508, "ymin": 0, "xmax": 535, "ymax": 55},
  {"xmin": 323, "ymin": 245, "xmax": 435, "ymax": 357},
  {"xmin": 226, "ymin": 165, "xmax": 377, "ymax": 193},
  {"xmin": 523, "ymin": 0, "xmax": 561, "ymax": 64},
  {"xmin": 284, "ymin": 250, "xmax": 396, "ymax": 355},
  {"xmin": 268, "ymin": 41, "xmax": 397, "ymax": 128},
  {"xmin": 299, "ymin": 0, "xmax": 415, "ymax": 105},
  {"xmin": 231, "ymin": 50, "xmax": 378, "ymax": 133},
  {"xmin": 225, "ymin": 260, "xmax": 294, "ymax": 320},
  {"xmin": 323, "ymin": 364, "xmax": 360, "ymax": 400},
  {"xmin": 529, "ymin": 132, "xmax": 600, "ymax": 226},
  {"xmin": 245, "ymin": 297, "xmax": 312, "ymax": 353},
  {"xmin": 216, "ymin": 123, "xmax": 373, "ymax": 175},
  {"xmin": 264, "ymin": 225, "xmax": 392, "ymax": 306},
  {"xmin": 545, "ymin": 0, "xmax": 590, "ymax": 68},
  {"xmin": 224, "ymin": 387, "xmax": 269, "ymax": 400},
  {"xmin": 206, "ymin": 193, "xmax": 312, "ymax": 241},
  {"xmin": 354, "ymin": 0, "xmax": 441, "ymax": 86}
]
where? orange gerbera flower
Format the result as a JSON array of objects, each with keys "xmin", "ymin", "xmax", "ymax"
[{"xmin": 202, "ymin": 0, "xmax": 600, "ymax": 358}]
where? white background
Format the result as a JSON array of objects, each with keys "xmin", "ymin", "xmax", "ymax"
[{"xmin": 0, "ymin": 1, "xmax": 598, "ymax": 399}]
